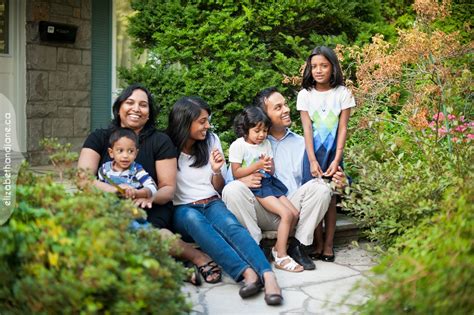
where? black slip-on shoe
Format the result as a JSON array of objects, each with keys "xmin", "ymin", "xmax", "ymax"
[{"xmin": 287, "ymin": 243, "xmax": 315, "ymax": 270}]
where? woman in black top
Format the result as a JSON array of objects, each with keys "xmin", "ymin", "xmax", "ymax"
[{"xmin": 78, "ymin": 84, "xmax": 221, "ymax": 284}]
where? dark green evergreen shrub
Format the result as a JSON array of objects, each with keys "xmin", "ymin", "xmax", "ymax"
[
  {"xmin": 121, "ymin": 0, "xmax": 389, "ymax": 133},
  {"xmin": 0, "ymin": 173, "xmax": 189, "ymax": 314}
]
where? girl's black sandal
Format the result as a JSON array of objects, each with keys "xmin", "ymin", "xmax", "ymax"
[
  {"xmin": 321, "ymin": 248, "xmax": 335, "ymax": 262},
  {"xmin": 309, "ymin": 251, "xmax": 323, "ymax": 260}
]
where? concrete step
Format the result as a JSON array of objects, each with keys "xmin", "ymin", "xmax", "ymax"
[
  {"xmin": 261, "ymin": 213, "xmax": 359, "ymax": 246},
  {"xmin": 258, "ymin": 213, "xmax": 359, "ymax": 263}
]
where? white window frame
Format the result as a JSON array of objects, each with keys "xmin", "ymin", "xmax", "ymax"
[{"xmin": 0, "ymin": 0, "xmax": 26, "ymax": 151}]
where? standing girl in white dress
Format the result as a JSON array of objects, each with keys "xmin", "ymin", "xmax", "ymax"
[{"xmin": 297, "ymin": 46, "xmax": 355, "ymax": 262}]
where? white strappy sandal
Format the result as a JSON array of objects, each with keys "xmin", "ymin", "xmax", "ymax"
[{"xmin": 271, "ymin": 247, "xmax": 304, "ymax": 273}]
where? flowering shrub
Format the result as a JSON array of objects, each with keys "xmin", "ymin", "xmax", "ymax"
[
  {"xmin": 40, "ymin": 138, "xmax": 78, "ymax": 181},
  {"xmin": 428, "ymin": 112, "xmax": 474, "ymax": 143},
  {"xmin": 336, "ymin": 2, "xmax": 473, "ymax": 312},
  {"xmin": 340, "ymin": 0, "xmax": 473, "ymax": 242}
]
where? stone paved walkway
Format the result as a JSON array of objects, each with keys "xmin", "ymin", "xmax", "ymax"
[{"xmin": 182, "ymin": 242, "xmax": 377, "ymax": 315}]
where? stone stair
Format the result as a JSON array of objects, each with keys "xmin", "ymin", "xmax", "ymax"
[
  {"xmin": 261, "ymin": 213, "xmax": 359, "ymax": 246},
  {"xmin": 258, "ymin": 212, "xmax": 359, "ymax": 262}
]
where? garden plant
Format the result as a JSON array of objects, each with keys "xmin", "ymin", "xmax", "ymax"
[
  {"xmin": 326, "ymin": 1, "xmax": 472, "ymax": 313},
  {"xmin": 0, "ymin": 165, "xmax": 190, "ymax": 314}
]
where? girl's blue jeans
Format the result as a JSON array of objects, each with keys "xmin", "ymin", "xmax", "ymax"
[{"xmin": 173, "ymin": 199, "xmax": 272, "ymax": 282}]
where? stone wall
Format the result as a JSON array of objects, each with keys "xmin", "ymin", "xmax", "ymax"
[{"xmin": 26, "ymin": 0, "xmax": 91, "ymax": 165}]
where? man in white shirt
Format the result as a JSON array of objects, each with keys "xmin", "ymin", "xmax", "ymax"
[{"xmin": 223, "ymin": 87, "xmax": 347, "ymax": 270}]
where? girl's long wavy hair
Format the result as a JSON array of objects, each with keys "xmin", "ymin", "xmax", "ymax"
[
  {"xmin": 167, "ymin": 96, "xmax": 211, "ymax": 168},
  {"xmin": 110, "ymin": 83, "xmax": 158, "ymax": 141},
  {"xmin": 302, "ymin": 46, "xmax": 344, "ymax": 91}
]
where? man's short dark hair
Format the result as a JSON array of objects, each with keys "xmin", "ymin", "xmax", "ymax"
[{"xmin": 253, "ymin": 87, "xmax": 280, "ymax": 113}]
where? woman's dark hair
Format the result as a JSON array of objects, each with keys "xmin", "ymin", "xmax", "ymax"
[
  {"xmin": 108, "ymin": 127, "xmax": 138, "ymax": 148},
  {"xmin": 234, "ymin": 106, "xmax": 271, "ymax": 138},
  {"xmin": 167, "ymin": 96, "xmax": 211, "ymax": 168},
  {"xmin": 253, "ymin": 86, "xmax": 280, "ymax": 113},
  {"xmin": 302, "ymin": 46, "xmax": 344, "ymax": 90},
  {"xmin": 111, "ymin": 83, "xmax": 158, "ymax": 140}
]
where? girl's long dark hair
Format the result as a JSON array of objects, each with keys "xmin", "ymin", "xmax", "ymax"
[
  {"xmin": 302, "ymin": 46, "xmax": 344, "ymax": 90},
  {"xmin": 110, "ymin": 83, "xmax": 158, "ymax": 141},
  {"xmin": 167, "ymin": 96, "xmax": 211, "ymax": 168},
  {"xmin": 234, "ymin": 106, "xmax": 271, "ymax": 138}
]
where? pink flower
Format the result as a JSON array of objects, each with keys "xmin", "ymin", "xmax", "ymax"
[
  {"xmin": 448, "ymin": 114, "xmax": 456, "ymax": 120},
  {"xmin": 432, "ymin": 112, "xmax": 445, "ymax": 121},
  {"xmin": 455, "ymin": 125, "xmax": 467, "ymax": 133},
  {"xmin": 451, "ymin": 137, "xmax": 459, "ymax": 142},
  {"xmin": 460, "ymin": 116, "xmax": 465, "ymax": 122},
  {"xmin": 467, "ymin": 134, "xmax": 474, "ymax": 139}
]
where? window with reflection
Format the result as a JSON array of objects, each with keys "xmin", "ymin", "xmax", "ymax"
[
  {"xmin": 115, "ymin": 0, "xmax": 146, "ymax": 87},
  {"xmin": 0, "ymin": 0, "xmax": 8, "ymax": 54}
]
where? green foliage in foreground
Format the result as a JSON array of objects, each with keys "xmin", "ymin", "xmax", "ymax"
[
  {"xmin": 0, "ymin": 172, "xmax": 189, "ymax": 314},
  {"xmin": 355, "ymin": 181, "xmax": 474, "ymax": 314}
]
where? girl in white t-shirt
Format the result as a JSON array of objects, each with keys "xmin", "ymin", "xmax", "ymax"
[
  {"xmin": 297, "ymin": 46, "xmax": 356, "ymax": 262},
  {"xmin": 229, "ymin": 106, "xmax": 303, "ymax": 273}
]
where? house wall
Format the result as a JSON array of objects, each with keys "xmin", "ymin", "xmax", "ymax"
[{"xmin": 26, "ymin": 0, "xmax": 91, "ymax": 164}]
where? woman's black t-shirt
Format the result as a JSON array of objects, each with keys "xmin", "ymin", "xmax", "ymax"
[
  {"xmin": 82, "ymin": 127, "xmax": 177, "ymax": 229},
  {"xmin": 83, "ymin": 128, "xmax": 177, "ymax": 184}
]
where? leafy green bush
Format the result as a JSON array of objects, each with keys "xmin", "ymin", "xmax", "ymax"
[
  {"xmin": 355, "ymin": 180, "xmax": 474, "ymax": 314},
  {"xmin": 0, "ymin": 172, "xmax": 189, "ymax": 314},
  {"xmin": 343, "ymin": 116, "xmax": 472, "ymax": 246}
]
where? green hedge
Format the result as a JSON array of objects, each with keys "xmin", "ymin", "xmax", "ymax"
[{"xmin": 121, "ymin": 0, "xmax": 395, "ymax": 138}]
